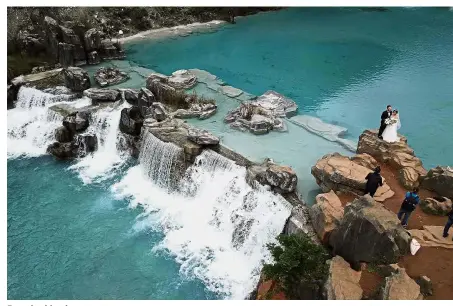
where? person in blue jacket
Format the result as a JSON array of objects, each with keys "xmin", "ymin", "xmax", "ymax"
[
  {"xmin": 442, "ymin": 207, "xmax": 453, "ymax": 240},
  {"xmin": 397, "ymin": 188, "xmax": 420, "ymax": 228}
]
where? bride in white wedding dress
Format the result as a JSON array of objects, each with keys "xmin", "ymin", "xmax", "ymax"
[{"xmin": 382, "ymin": 110, "xmax": 401, "ymax": 143}]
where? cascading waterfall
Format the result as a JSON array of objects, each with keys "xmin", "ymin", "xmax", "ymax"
[
  {"xmin": 112, "ymin": 147, "xmax": 292, "ymax": 299},
  {"xmin": 139, "ymin": 131, "xmax": 184, "ymax": 189},
  {"xmin": 7, "ymin": 87, "xmax": 86, "ymax": 158},
  {"xmin": 68, "ymin": 105, "xmax": 127, "ymax": 184}
]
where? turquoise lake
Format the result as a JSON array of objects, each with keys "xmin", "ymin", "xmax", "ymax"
[{"xmin": 7, "ymin": 7, "xmax": 453, "ymax": 300}]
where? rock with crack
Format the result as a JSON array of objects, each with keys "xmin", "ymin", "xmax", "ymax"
[
  {"xmin": 54, "ymin": 126, "xmax": 73, "ymax": 143},
  {"xmin": 420, "ymin": 196, "xmax": 452, "ymax": 216},
  {"xmin": 350, "ymin": 153, "xmax": 379, "ymax": 170},
  {"xmin": 311, "ymin": 152, "xmax": 394, "ymax": 202},
  {"xmin": 329, "ymin": 195, "xmax": 411, "ymax": 265},
  {"xmin": 83, "ymin": 88, "xmax": 120, "ymax": 103},
  {"xmin": 420, "ymin": 166, "xmax": 453, "ymax": 199},
  {"xmin": 309, "ymin": 191, "xmax": 344, "ymax": 243},
  {"xmin": 357, "ymin": 129, "xmax": 427, "ymax": 189},
  {"xmin": 63, "ymin": 67, "xmax": 90, "ymax": 92},
  {"xmin": 119, "ymin": 106, "xmax": 144, "ymax": 136},
  {"xmin": 94, "ymin": 67, "xmax": 129, "ymax": 87},
  {"xmin": 325, "ymin": 256, "xmax": 363, "ymax": 300},
  {"xmin": 379, "ymin": 266, "xmax": 423, "ymax": 300},
  {"xmin": 187, "ymin": 128, "xmax": 220, "ymax": 146},
  {"xmin": 167, "ymin": 69, "xmax": 197, "ymax": 89},
  {"xmin": 62, "ymin": 111, "xmax": 90, "ymax": 135},
  {"xmin": 122, "ymin": 89, "xmax": 139, "ymax": 105},
  {"xmin": 137, "ymin": 87, "xmax": 155, "ymax": 117}
]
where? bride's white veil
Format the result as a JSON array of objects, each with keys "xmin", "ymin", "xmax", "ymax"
[{"xmin": 397, "ymin": 113, "xmax": 402, "ymax": 130}]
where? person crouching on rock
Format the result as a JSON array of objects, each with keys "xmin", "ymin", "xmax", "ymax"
[
  {"xmin": 442, "ymin": 206, "xmax": 453, "ymax": 240},
  {"xmin": 365, "ymin": 166, "xmax": 383, "ymax": 197},
  {"xmin": 397, "ymin": 188, "xmax": 420, "ymax": 228}
]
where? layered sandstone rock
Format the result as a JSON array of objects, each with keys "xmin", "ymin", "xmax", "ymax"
[
  {"xmin": 309, "ymin": 191, "xmax": 344, "ymax": 242},
  {"xmin": 420, "ymin": 196, "xmax": 452, "ymax": 216},
  {"xmin": 357, "ymin": 129, "xmax": 427, "ymax": 189},
  {"xmin": 325, "ymin": 256, "xmax": 363, "ymax": 300},
  {"xmin": 380, "ymin": 266, "xmax": 423, "ymax": 300},
  {"xmin": 311, "ymin": 153, "xmax": 394, "ymax": 202}
]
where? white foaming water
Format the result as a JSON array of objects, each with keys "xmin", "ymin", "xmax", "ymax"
[
  {"xmin": 68, "ymin": 105, "xmax": 127, "ymax": 184},
  {"xmin": 112, "ymin": 149, "xmax": 292, "ymax": 299},
  {"xmin": 7, "ymin": 87, "xmax": 89, "ymax": 158},
  {"xmin": 139, "ymin": 131, "xmax": 184, "ymax": 189}
]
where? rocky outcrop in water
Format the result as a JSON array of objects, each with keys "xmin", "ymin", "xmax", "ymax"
[
  {"xmin": 62, "ymin": 111, "xmax": 90, "ymax": 135},
  {"xmin": 55, "ymin": 126, "xmax": 73, "ymax": 143},
  {"xmin": 83, "ymin": 88, "xmax": 121, "ymax": 103},
  {"xmin": 420, "ymin": 166, "xmax": 453, "ymax": 199},
  {"xmin": 137, "ymin": 87, "xmax": 155, "ymax": 116},
  {"xmin": 329, "ymin": 195, "xmax": 411, "ymax": 265},
  {"xmin": 246, "ymin": 159, "xmax": 297, "ymax": 194},
  {"xmin": 63, "ymin": 67, "xmax": 91, "ymax": 92},
  {"xmin": 187, "ymin": 128, "xmax": 220, "ymax": 145},
  {"xmin": 357, "ymin": 129, "xmax": 427, "ymax": 189},
  {"xmin": 119, "ymin": 106, "xmax": 144, "ymax": 136},
  {"xmin": 225, "ymin": 91, "xmax": 297, "ymax": 135},
  {"xmin": 94, "ymin": 67, "xmax": 129, "ymax": 87},
  {"xmin": 309, "ymin": 191, "xmax": 344, "ymax": 243},
  {"xmin": 324, "ymin": 256, "xmax": 363, "ymax": 300},
  {"xmin": 73, "ymin": 133, "xmax": 98, "ymax": 157},
  {"xmin": 311, "ymin": 152, "xmax": 394, "ymax": 202},
  {"xmin": 167, "ymin": 69, "xmax": 197, "ymax": 89}
]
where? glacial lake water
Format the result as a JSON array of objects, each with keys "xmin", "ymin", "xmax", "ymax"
[{"xmin": 7, "ymin": 7, "xmax": 453, "ymax": 300}]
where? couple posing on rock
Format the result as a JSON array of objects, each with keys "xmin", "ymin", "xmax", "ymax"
[
  {"xmin": 365, "ymin": 167, "xmax": 419, "ymax": 228},
  {"xmin": 378, "ymin": 105, "xmax": 401, "ymax": 142}
]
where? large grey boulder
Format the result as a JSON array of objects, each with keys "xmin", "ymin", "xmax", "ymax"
[
  {"xmin": 54, "ymin": 126, "xmax": 73, "ymax": 143},
  {"xmin": 63, "ymin": 67, "xmax": 90, "ymax": 92},
  {"xmin": 137, "ymin": 88, "xmax": 155, "ymax": 117},
  {"xmin": 119, "ymin": 106, "xmax": 144, "ymax": 136},
  {"xmin": 247, "ymin": 159, "xmax": 297, "ymax": 194},
  {"xmin": 122, "ymin": 88, "xmax": 139, "ymax": 105},
  {"xmin": 250, "ymin": 114, "xmax": 274, "ymax": 135},
  {"xmin": 73, "ymin": 133, "xmax": 98, "ymax": 157},
  {"xmin": 421, "ymin": 166, "xmax": 453, "ymax": 199},
  {"xmin": 84, "ymin": 28, "xmax": 102, "ymax": 51},
  {"xmin": 47, "ymin": 142, "xmax": 75, "ymax": 159},
  {"xmin": 187, "ymin": 128, "xmax": 220, "ymax": 146},
  {"xmin": 83, "ymin": 88, "xmax": 120, "ymax": 103},
  {"xmin": 329, "ymin": 195, "xmax": 411, "ymax": 265},
  {"xmin": 151, "ymin": 102, "xmax": 168, "ymax": 122},
  {"xmin": 63, "ymin": 112, "xmax": 90, "ymax": 134}
]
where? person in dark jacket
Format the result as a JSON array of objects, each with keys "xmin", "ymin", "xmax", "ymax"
[
  {"xmin": 365, "ymin": 166, "xmax": 383, "ymax": 197},
  {"xmin": 378, "ymin": 105, "xmax": 392, "ymax": 139},
  {"xmin": 442, "ymin": 207, "xmax": 453, "ymax": 240},
  {"xmin": 397, "ymin": 188, "xmax": 420, "ymax": 228}
]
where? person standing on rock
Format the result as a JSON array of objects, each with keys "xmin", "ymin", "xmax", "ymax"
[
  {"xmin": 365, "ymin": 166, "xmax": 383, "ymax": 197},
  {"xmin": 397, "ymin": 188, "xmax": 420, "ymax": 228},
  {"xmin": 442, "ymin": 206, "xmax": 453, "ymax": 240},
  {"xmin": 378, "ymin": 105, "xmax": 392, "ymax": 139}
]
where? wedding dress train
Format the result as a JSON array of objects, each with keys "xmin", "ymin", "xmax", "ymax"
[{"xmin": 382, "ymin": 119, "xmax": 400, "ymax": 143}]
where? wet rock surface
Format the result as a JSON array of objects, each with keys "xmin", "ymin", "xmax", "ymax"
[
  {"xmin": 63, "ymin": 67, "xmax": 91, "ymax": 92},
  {"xmin": 94, "ymin": 67, "xmax": 129, "ymax": 87}
]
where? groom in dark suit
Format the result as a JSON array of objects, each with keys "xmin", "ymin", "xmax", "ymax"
[{"xmin": 378, "ymin": 105, "xmax": 392, "ymax": 139}]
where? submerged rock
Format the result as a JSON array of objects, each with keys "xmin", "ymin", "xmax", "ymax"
[
  {"xmin": 325, "ymin": 256, "xmax": 363, "ymax": 300},
  {"xmin": 421, "ymin": 166, "xmax": 453, "ymax": 199},
  {"xmin": 63, "ymin": 67, "xmax": 90, "ymax": 92},
  {"xmin": 47, "ymin": 142, "xmax": 75, "ymax": 159},
  {"xmin": 329, "ymin": 195, "xmax": 411, "ymax": 265},
  {"xmin": 167, "ymin": 69, "xmax": 197, "ymax": 89},
  {"xmin": 94, "ymin": 67, "xmax": 129, "ymax": 87},
  {"xmin": 73, "ymin": 133, "xmax": 98, "ymax": 157}
]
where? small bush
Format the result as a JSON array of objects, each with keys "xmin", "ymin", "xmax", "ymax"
[{"xmin": 262, "ymin": 233, "xmax": 330, "ymax": 299}]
